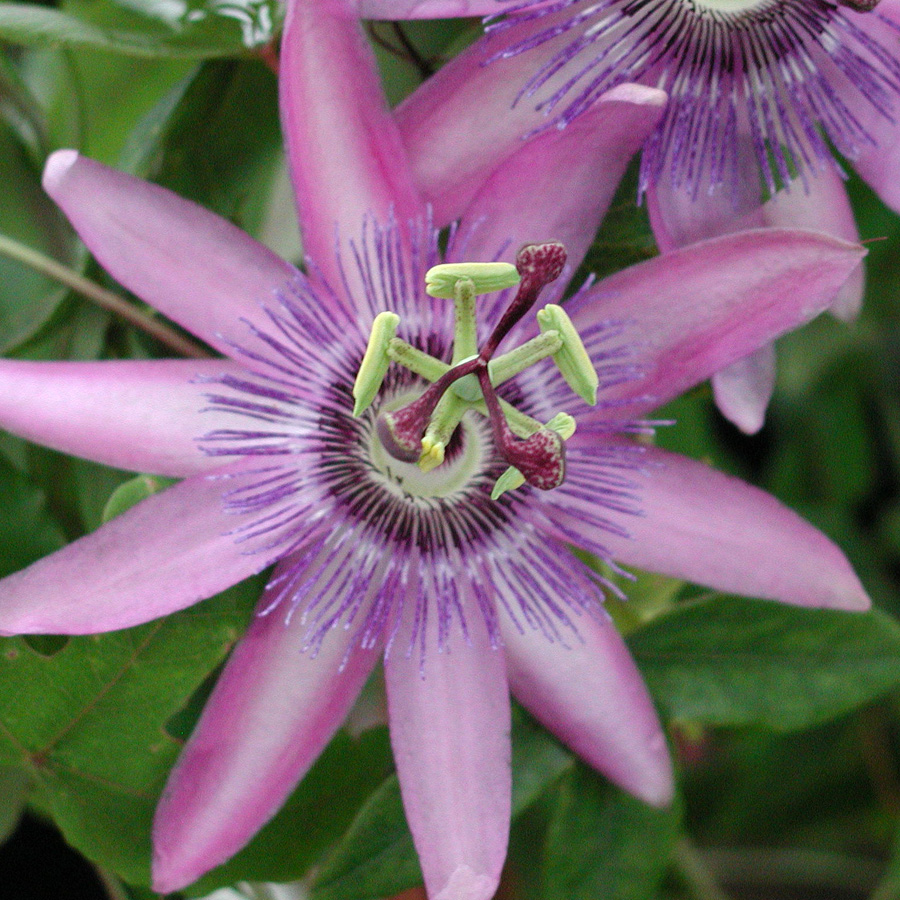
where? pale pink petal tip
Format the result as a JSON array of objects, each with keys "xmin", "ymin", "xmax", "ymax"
[
  {"xmin": 42, "ymin": 149, "xmax": 79, "ymax": 194},
  {"xmin": 630, "ymin": 730, "xmax": 675, "ymax": 808},
  {"xmin": 433, "ymin": 865, "xmax": 499, "ymax": 900}
]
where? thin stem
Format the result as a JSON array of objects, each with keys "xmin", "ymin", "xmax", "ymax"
[
  {"xmin": 674, "ymin": 839, "xmax": 734, "ymax": 900},
  {"xmin": 0, "ymin": 233, "xmax": 210, "ymax": 359},
  {"xmin": 94, "ymin": 866, "xmax": 129, "ymax": 900}
]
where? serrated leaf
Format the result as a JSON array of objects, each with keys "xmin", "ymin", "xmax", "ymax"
[
  {"xmin": 0, "ymin": 580, "xmax": 259, "ymax": 883},
  {"xmin": 543, "ymin": 764, "xmax": 680, "ymax": 900},
  {"xmin": 628, "ymin": 597, "xmax": 900, "ymax": 730}
]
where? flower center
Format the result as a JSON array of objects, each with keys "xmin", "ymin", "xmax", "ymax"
[{"xmin": 353, "ymin": 242, "xmax": 599, "ymax": 498}]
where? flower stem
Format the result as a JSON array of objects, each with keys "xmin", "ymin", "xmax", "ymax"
[
  {"xmin": 0, "ymin": 233, "xmax": 211, "ymax": 359},
  {"xmin": 674, "ymin": 839, "xmax": 734, "ymax": 900}
]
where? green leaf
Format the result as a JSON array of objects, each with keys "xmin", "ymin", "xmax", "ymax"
[
  {"xmin": 310, "ymin": 704, "xmax": 574, "ymax": 900},
  {"xmin": 309, "ymin": 774, "xmax": 417, "ymax": 900},
  {"xmin": 101, "ymin": 475, "xmax": 176, "ymax": 524},
  {"xmin": 0, "ymin": 3, "xmax": 255, "ymax": 58},
  {"xmin": 0, "ymin": 125, "xmax": 73, "ymax": 353},
  {"xmin": 628, "ymin": 597, "xmax": 900, "ymax": 730},
  {"xmin": 543, "ymin": 764, "xmax": 680, "ymax": 900},
  {"xmin": 151, "ymin": 59, "xmax": 282, "ymax": 234},
  {"xmin": 0, "ymin": 454, "xmax": 65, "ymax": 578},
  {"xmin": 0, "ymin": 767, "xmax": 30, "ymax": 844},
  {"xmin": 0, "ymin": 580, "xmax": 258, "ymax": 884},
  {"xmin": 578, "ymin": 159, "xmax": 657, "ymax": 286}
]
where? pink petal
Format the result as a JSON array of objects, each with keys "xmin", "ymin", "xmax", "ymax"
[
  {"xmin": 153, "ymin": 583, "xmax": 377, "ymax": 893},
  {"xmin": 280, "ymin": 0, "xmax": 425, "ymax": 298},
  {"xmin": 454, "ymin": 84, "xmax": 665, "ymax": 274},
  {"xmin": 0, "ymin": 359, "xmax": 248, "ymax": 478},
  {"xmin": 396, "ymin": 6, "xmax": 592, "ymax": 224},
  {"xmin": 0, "ymin": 459, "xmax": 289, "ymax": 636},
  {"xmin": 568, "ymin": 229, "xmax": 866, "ymax": 420},
  {"xmin": 351, "ymin": 0, "xmax": 505, "ymax": 15},
  {"xmin": 555, "ymin": 440, "xmax": 870, "ymax": 611},
  {"xmin": 710, "ymin": 344, "xmax": 777, "ymax": 436},
  {"xmin": 502, "ymin": 612, "xmax": 672, "ymax": 806},
  {"xmin": 384, "ymin": 606, "xmax": 510, "ymax": 900},
  {"xmin": 42, "ymin": 151, "xmax": 294, "ymax": 358},
  {"xmin": 846, "ymin": 5, "xmax": 900, "ymax": 216},
  {"xmin": 648, "ymin": 165, "xmax": 864, "ymax": 319}
]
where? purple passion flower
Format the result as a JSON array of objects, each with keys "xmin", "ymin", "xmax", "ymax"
[
  {"xmin": 0, "ymin": 2, "xmax": 870, "ymax": 898},
  {"xmin": 361, "ymin": 0, "xmax": 900, "ymax": 210}
]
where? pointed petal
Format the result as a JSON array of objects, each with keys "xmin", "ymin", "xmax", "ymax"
[
  {"xmin": 280, "ymin": 0, "xmax": 425, "ymax": 294},
  {"xmin": 455, "ymin": 84, "xmax": 665, "ymax": 273},
  {"xmin": 567, "ymin": 229, "xmax": 866, "ymax": 419},
  {"xmin": 384, "ymin": 602, "xmax": 510, "ymax": 900},
  {"xmin": 553, "ymin": 440, "xmax": 870, "ymax": 611},
  {"xmin": 502, "ymin": 612, "xmax": 672, "ymax": 806},
  {"xmin": 153, "ymin": 586, "xmax": 377, "ymax": 892},
  {"xmin": 648, "ymin": 167, "xmax": 864, "ymax": 319},
  {"xmin": 0, "ymin": 359, "xmax": 249, "ymax": 477},
  {"xmin": 43, "ymin": 151, "xmax": 294, "ymax": 357},
  {"xmin": 0, "ymin": 459, "xmax": 288, "ymax": 636},
  {"xmin": 396, "ymin": 7, "xmax": 588, "ymax": 223},
  {"xmin": 760, "ymin": 171, "xmax": 864, "ymax": 320},
  {"xmin": 711, "ymin": 344, "xmax": 776, "ymax": 435}
]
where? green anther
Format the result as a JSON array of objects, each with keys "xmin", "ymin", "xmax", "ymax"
[
  {"xmin": 536, "ymin": 304, "xmax": 599, "ymax": 406},
  {"xmin": 489, "ymin": 330, "xmax": 563, "ymax": 385},
  {"xmin": 353, "ymin": 311, "xmax": 400, "ymax": 416},
  {"xmin": 491, "ymin": 412, "xmax": 577, "ymax": 500},
  {"xmin": 425, "ymin": 261, "xmax": 520, "ymax": 299},
  {"xmin": 387, "ymin": 337, "xmax": 449, "ymax": 383},
  {"xmin": 452, "ymin": 277, "xmax": 478, "ymax": 363}
]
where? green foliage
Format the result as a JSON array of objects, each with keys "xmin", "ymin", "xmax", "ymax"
[
  {"xmin": 0, "ymin": 580, "xmax": 257, "ymax": 884},
  {"xmin": 543, "ymin": 765, "xmax": 680, "ymax": 900},
  {"xmin": 629, "ymin": 597, "xmax": 900, "ymax": 730}
]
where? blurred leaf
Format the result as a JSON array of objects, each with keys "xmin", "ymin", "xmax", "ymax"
[
  {"xmin": 310, "ymin": 705, "xmax": 574, "ymax": 900},
  {"xmin": 579, "ymin": 160, "xmax": 657, "ymax": 285},
  {"xmin": 629, "ymin": 597, "xmax": 900, "ymax": 730},
  {"xmin": 0, "ymin": 768, "xmax": 31, "ymax": 845},
  {"xmin": 101, "ymin": 474, "xmax": 176, "ymax": 523},
  {"xmin": 0, "ymin": 125, "xmax": 73, "ymax": 353},
  {"xmin": 0, "ymin": 455, "xmax": 65, "ymax": 578},
  {"xmin": 0, "ymin": 2, "xmax": 256, "ymax": 58},
  {"xmin": 0, "ymin": 580, "xmax": 258, "ymax": 884},
  {"xmin": 309, "ymin": 774, "xmax": 418, "ymax": 900},
  {"xmin": 152, "ymin": 59, "xmax": 281, "ymax": 234},
  {"xmin": 543, "ymin": 764, "xmax": 679, "ymax": 900}
]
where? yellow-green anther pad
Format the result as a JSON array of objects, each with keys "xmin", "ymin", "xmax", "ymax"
[
  {"xmin": 545, "ymin": 411, "xmax": 577, "ymax": 440},
  {"xmin": 536, "ymin": 304, "xmax": 599, "ymax": 406},
  {"xmin": 425, "ymin": 262, "xmax": 520, "ymax": 299},
  {"xmin": 353, "ymin": 311, "xmax": 400, "ymax": 416}
]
